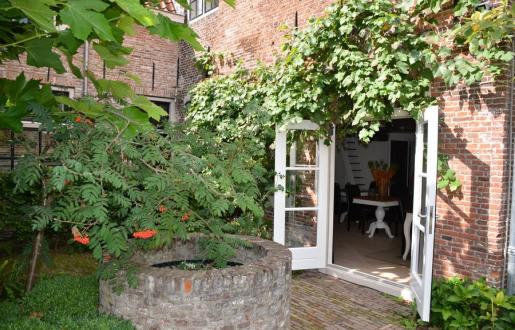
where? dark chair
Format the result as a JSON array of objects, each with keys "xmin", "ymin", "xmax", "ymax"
[
  {"xmin": 344, "ymin": 183, "xmax": 373, "ymax": 234},
  {"xmin": 385, "ymin": 181, "xmax": 409, "ymax": 237},
  {"xmin": 334, "ymin": 183, "xmax": 345, "ymax": 223}
]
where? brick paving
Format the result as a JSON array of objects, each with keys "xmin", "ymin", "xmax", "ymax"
[{"xmin": 291, "ymin": 271, "xmax": 411, "ymax": 330}]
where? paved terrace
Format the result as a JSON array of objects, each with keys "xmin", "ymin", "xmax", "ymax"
[{"xmin": 291, "ymin": 271, "xmax": 411, "ymax": 329}]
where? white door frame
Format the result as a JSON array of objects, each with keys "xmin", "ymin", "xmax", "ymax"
[
  {"xmin": 410, "ymin": 105, "xmax": 438, "ymax": 321},
  {"xmin": 273, "ymin": 120, "xmax": 330, "ymax": 270}
]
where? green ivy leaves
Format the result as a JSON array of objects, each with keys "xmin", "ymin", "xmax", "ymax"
[{"xmin": 437, "ymin": 155, "xmax": 462, "ymax": 192}]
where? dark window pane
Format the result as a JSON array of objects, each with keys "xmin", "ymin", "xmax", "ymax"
[
  {"xmin": 190, "ymin": 0, "xmax": 202, "ymax": 19},
  {"xmin": 52, "ymin": 89, "xmax": 71, "ymax": 111},
  {"xmin": 149, "ymin": 100, "xmax": 170, "ymax": 128},
  {"xmin": 205, "ymin": 0, "xmax": 218, "ymax": 12}
]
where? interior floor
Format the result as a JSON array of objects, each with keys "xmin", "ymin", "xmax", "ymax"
[{"xmin": 332, "ymin": 219, "xmax": 410, "ymax": 285}]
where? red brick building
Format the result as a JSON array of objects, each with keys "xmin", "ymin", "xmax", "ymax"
[
  {"xmin": 1, "ymin": 0, "xmax": 513, "ymax": 320},
  {"xmin": 0, "ymin": 8, "xmax": 182, "ymax": 120},
  {"xmin": 0, "ymin": 7, "xmax": 183, "ymax": 170},
  {"xmin": 177, "ymin": 0, "xmax": 515, "ymax": 317}
]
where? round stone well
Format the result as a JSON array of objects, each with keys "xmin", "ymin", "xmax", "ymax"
[{"xmin": 99, "ymin": 235, "xmax": 292, "ymax": 329}]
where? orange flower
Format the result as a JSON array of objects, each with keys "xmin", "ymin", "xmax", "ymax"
[
  {"xmin": 73, "ymin": 235, "xmax": 90, "ymax": 245},
  {"xmin": 158, "ymin": 204, "xmax": 167, "ymax": 213},
  {"xmin": 181, "ymin": 213, "xmax": 190, "ymax": 222},
  {"xmin": 133, "ymin": 229, "xmax": 157, "ymax": 239},
  {"xmin": 74, "ymin": 116, "xmax": 81, "ymax": 123}
]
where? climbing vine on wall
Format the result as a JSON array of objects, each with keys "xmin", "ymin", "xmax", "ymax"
[{"xmin": 188, "ymin": 0, "xmax": 513, "ymax": 192}]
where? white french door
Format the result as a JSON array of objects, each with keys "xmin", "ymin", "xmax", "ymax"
[
  {"xmin": 410, "ymin": 105, "xmax": 439, "ymax": 322},
  {"xmin": 274, "ymin": 120, "xmax": 330, "ymax": 270}
]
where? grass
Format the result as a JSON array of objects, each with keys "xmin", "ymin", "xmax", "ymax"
[
  {"xmin": 38, "ymin": 251, "xmax": 98, "ymax": 277},
  {"xmin": 0, "ymin": 275, "xmax": 134, "ymax": 329},
  {"xmin": 0, "ymin": 250, "xmax": 133, "ymax": 329}
]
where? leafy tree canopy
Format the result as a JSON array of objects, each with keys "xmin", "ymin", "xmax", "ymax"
[{"xmin": 0, "ymin": 0, "xmax": 233, "ymax": 133}]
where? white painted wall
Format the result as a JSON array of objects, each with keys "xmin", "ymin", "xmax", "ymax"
[{"xmin": 335, "ymin": 133, "xmax": 415, "ymax": 190}]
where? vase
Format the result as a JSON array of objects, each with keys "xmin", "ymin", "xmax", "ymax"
[{"xmin": 377, "ymin": 179, "xmax": 389, "ymax": 197}]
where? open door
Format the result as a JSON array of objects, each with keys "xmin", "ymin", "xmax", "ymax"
[
  {"xmin": 274, "ymin": 120, "xmax": 330, "ymax": 270},
  {"xmin": 411, "ymin": 105, "xmax": 439, "ymax": 322}
]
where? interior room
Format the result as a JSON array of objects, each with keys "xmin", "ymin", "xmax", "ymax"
[{"xmin": 332, "ymin": 119, "xmax": 416, "ymax": 285}]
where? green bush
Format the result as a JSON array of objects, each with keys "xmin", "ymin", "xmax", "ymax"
[
  {"xmin": 0, "ymin": 258, "xmax": 24, "ymax": 300},
  {"xmin": 0, "ymin": 275, "xmax": 133, "ymax": 329},
  {"xmin": 0, "ymin": 172, "xmax": 38, "ymax": 240},
  {"xmin": 431, "ymin": 277, "xmax": 515, "ymax": 329}
]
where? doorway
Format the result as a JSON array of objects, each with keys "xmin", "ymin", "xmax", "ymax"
[
  {"xmin": 330, "ymin": 119, "xmax": 416, "ymax": 289},
  {"xmin": 273, "ymin": 106, "xmax": 439, "ymax": 321}
]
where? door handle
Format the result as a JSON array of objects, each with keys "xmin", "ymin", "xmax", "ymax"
[{"xmin": 418, "ymin": 206, "xmax": 427, "ymax": 219}]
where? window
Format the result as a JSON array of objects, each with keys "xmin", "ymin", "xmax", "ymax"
[
  {"xmin": 190, "ymin": 0, "xmax": 202, "ymax": 19},
  {"xmin": 147, "ymin": 96, "xmax": 178, "ymax": 128},
  {"xmin": 204, "ymin": 0, "xmax": 219, "ymax": 12},
  {"xmin": 51, "ymin": 86, "xmax": 74, "ymax": 111},
  {"xmin": 189, "ymin": 0, "xmax": 219, "ymax": 20}
]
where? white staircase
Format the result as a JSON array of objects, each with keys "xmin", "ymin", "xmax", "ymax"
[{"xmin": 342, "ymin": 137, "xmax": 367, "ymax": 190}]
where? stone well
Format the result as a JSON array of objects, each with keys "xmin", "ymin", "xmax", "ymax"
[{"xmin": 99, "ymin": 235, "xmax": 291, "ymax": 329}]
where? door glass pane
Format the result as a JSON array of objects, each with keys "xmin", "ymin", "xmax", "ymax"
[
  {"xmin": 286, "ymin": 210, "xmax": 317, "ymax": 248},
  {"xmin": 417, "ymin": 231, "xmax": 425, "ymax": 276},
  {"xmin": 422, "ymin": 122, "xmax": 428, "ymax": 172},
  {"xmin": 286, "ymin": 131, "xmax": 318, "ymax": 167},
  {"xmin": 285, "ymin": 170, "xmax": 318, "ymax": 207},
  {"xmin": 420, "ymin": 176, "xmax": 427, "ymax": 222}
]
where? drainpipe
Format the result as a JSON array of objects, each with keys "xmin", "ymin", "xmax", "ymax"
[
  {"xmin": 505, "ymin": 36, "xmax": 515, "ymax": 294},
  {"xmin": 82, "ymin": 41, "xmax": 89, "ymax": 96}
]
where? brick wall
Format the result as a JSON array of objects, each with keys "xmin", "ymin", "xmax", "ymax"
[
  {"xmin": 190, "ymin": 0, "xmax": 334, "ymax": 70},
  {"xmin": 434, "ymin": 74, "xmax": 511, "ymax": 286},
  {"xmin": 176, "ymin": 41, "xmax": 204, "ymax": 117},
  {"xmin": 176, "ymin": 0, "xmax": 334, "ymax": 114},
  {"xmin": 182, "ymin": 0, "xmax": 514, "ymax": 286}
]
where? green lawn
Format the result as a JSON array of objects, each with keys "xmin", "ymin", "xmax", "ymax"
[{"xmin": 0, "ymin": 252, "xmax": 133, "ymax": 329}]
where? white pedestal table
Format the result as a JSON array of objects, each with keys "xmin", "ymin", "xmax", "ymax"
[{"xmin": 352, "ymin": 196, "xmax": 401, "ymax": 239}]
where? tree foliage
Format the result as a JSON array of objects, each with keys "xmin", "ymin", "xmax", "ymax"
[
  {"xmin": 0, "ymin": 0, "xmax": 234, "ymax": 133},
  {"xmin": 12, "ymin": 114, "xmax": 267, "ymax": 266}
]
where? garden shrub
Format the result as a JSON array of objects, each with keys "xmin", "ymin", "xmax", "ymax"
[
  {"xmin": 431, "ymin": 277, "xmax": 515, "ymax": 329},
  {"xmin": 14, "ymin": 112, "xmax": 269, "ymax": 271},
  {"xmin": 0, "ymin": 172, "xmax": 39, "ymax": 240},
  {"xmin": 0, "ymin": 258, "xmax": 24, "ymax": 300},
  {"xmin": 0, "ymin": 275, "xmax": 133, "ymax": 329}
]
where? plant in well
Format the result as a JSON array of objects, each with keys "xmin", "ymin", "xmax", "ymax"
[
  {"xmin": 13, "ymin": 107, "xmax": 267, "ymax": 272},
  {"xmin": 0, "ymin": 0, "xmax": 239, "ymax": 291}
]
